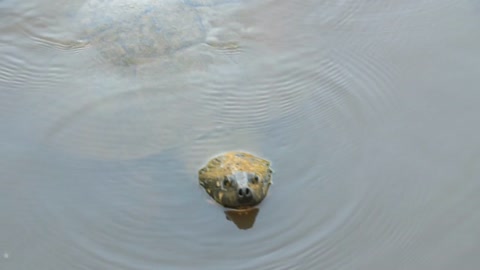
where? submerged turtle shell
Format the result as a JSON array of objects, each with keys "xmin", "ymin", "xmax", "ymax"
[
  {"xmin": 77, "ymin": 0, "xmax": 204, "ymax": 66},
  {"xmin": 76, "ymin": 0, "xmax": 240, "ymax": 67},
  {"xmin": 198, "ymin": 151, "xmax": 272, "ymax": 209}
]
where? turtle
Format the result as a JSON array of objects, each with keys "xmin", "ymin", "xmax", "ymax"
[
  {"xmin": 74, "ymin": 0, "xmax": 241, "ymax": 71},
  {"xmin": 198, "ymin": 151, "xmax": 273, "ymax": 209}
]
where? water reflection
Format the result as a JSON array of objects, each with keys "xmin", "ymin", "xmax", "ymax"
[{"xmin": 225, "ymin": 208, "xmax": 259, "ymax": 230}]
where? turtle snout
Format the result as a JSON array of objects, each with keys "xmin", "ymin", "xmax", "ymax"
[{"xmin": 237, "ymin": 187, "xmax": 253, "ymax": 201}]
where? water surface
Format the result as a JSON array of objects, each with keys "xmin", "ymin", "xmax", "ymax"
[{"xmin": 1, "ymin": 0, "xmax": 480, "ymax": 269}]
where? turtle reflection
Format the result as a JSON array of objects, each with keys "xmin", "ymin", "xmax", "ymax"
[{"xmin": 225, "ymin": 208, "xmax": 259, "ymax": 230}]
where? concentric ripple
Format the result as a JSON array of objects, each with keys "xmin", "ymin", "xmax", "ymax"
[
  {"xmin": 40, "ymin": 28, "xmax": 398, "ymax": 267},
  {"xmin": 174, "ymin": 0, "xmax": 407, "ymax": 268},
  {"xmin": 0, "ymin": 6, "xmax": 81, "ymax": 92},
  {"xmin": 4, "ymin": 0, "xmax": 476, "ymax": 269},
  {"xmin": 45, "ymin": 83, "xmax": 214, "ymax": 160},
  {"xmin": 292, "ymin": 0, "xmax": 462, "ymax": 32},
  {"xmin": 0, "ymin": 1, "xmax": 89, "ymax": 143}
]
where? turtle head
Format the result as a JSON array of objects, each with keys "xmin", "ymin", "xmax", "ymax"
[{"xmin": 219, "ymin": 171, "xmax": 270, "ymax": 209}]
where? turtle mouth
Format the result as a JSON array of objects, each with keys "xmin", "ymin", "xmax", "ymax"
[
  {"xmin": 236, "ymin": 196, "xmax": 258, "ymax": 208},
  {"xmin": 222, "ymin": 195, "xmax": 260, "ymax": 209},
  {"xmin": 237, "ymin": 198, "xmax": 254, "ymax": 205},
  {"xmin": 232, "ymin": 202, "xmax": 257, "ymax": 210}
]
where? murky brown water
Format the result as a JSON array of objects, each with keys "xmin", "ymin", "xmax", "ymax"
[{"xmin": 1, "ymin": 0, "xmax": 480, "ymax": 269}]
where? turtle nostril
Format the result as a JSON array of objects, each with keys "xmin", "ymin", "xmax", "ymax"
[{"xmin": 238, "ymin": 187, "xmax": 252, "ymax": 199}]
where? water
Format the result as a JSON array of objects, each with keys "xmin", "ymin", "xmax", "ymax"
[{"xmin": 1, "ymin": 0, "xmax": 480, "ymax": 269}]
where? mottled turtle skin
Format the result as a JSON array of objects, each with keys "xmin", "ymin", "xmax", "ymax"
[{"xmin": 198, "ymin": 151, "xmax": 272, "ymax": 209}]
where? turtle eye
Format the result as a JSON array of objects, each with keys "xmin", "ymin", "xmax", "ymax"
[
  {"xmin": 223, "ymin": 177, "xmax": 231, "ymax": 187},
  {"xmin": 251, "ymin": 175, "xmax": 259, "ymax": 184}
]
